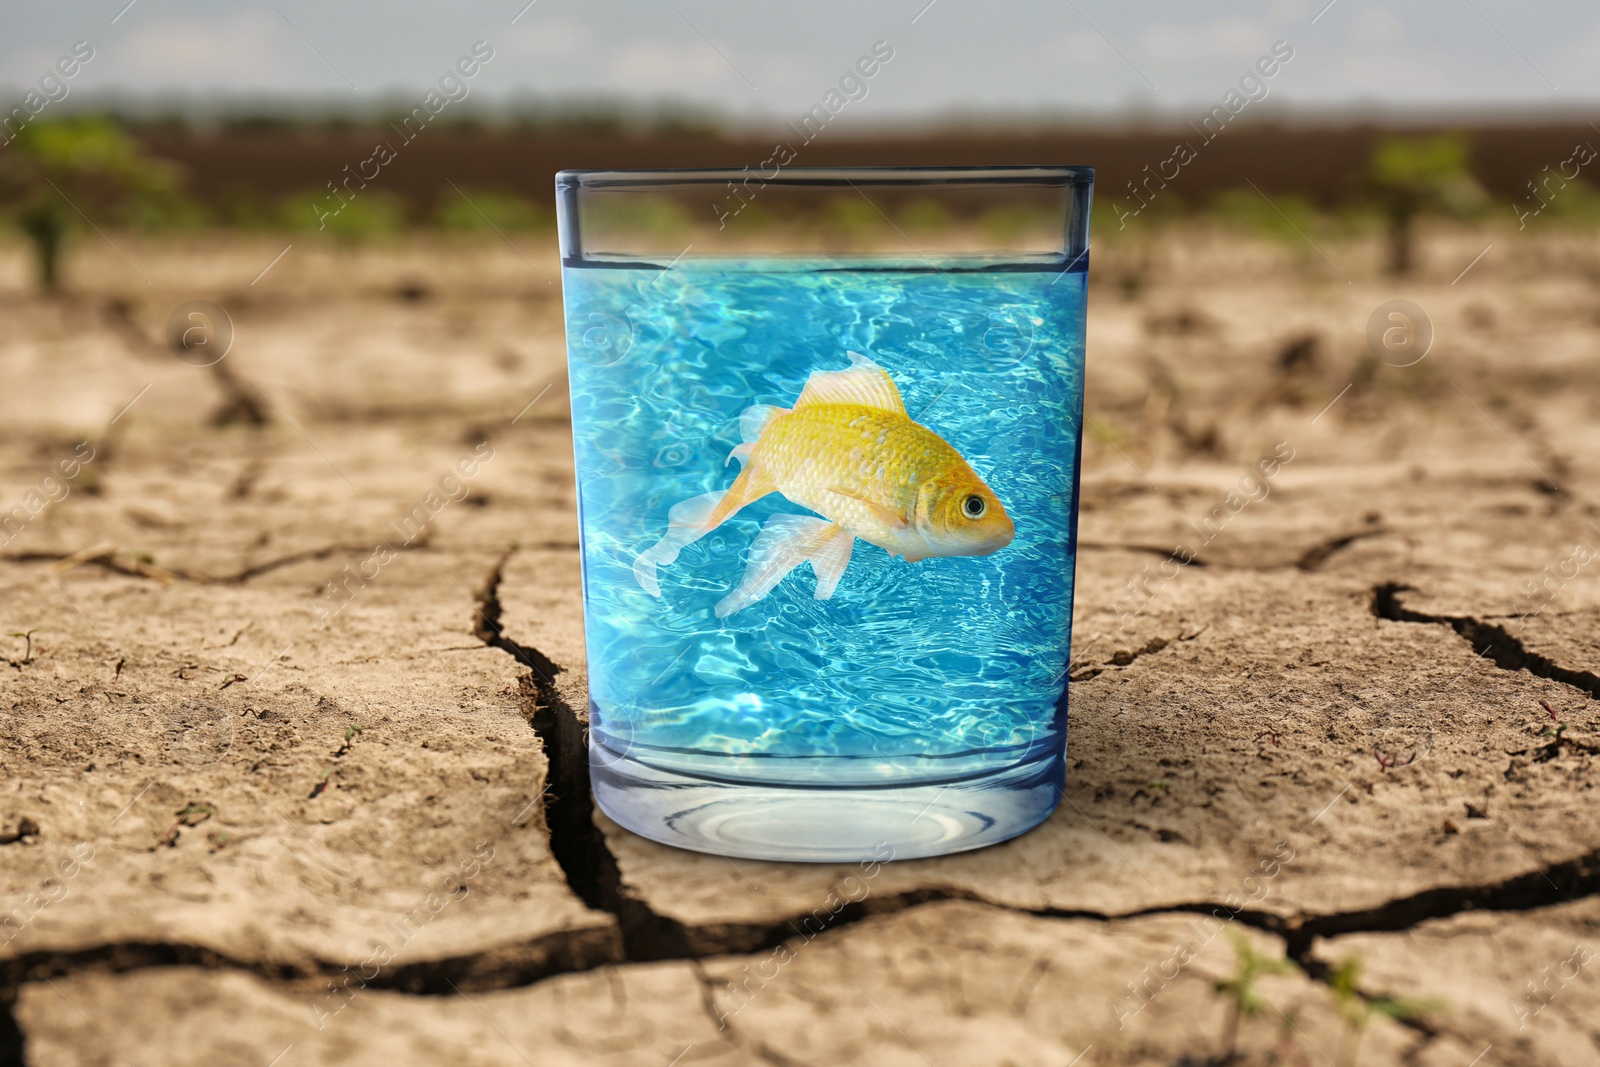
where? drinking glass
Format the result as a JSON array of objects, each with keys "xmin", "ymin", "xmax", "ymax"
[{"xmin": 557, "ymin": 166, "xmax": 1092, "ymax": 861}]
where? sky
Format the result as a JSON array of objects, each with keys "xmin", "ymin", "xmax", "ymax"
[{"xmin": 2, "ymin": 0, "xmax": 1599, "ymax": 127}]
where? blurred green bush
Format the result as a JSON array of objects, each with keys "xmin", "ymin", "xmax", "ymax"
[
  {"xmin": 0, "ymin": 116, "xmax": 179, "ymax": 289},
  {"xmin": 282, "ymin": 189, "xmax": 409, "ymax": 239},
  {"xmin": 1367, "ymin": 133, "xmax": 1487, "ymax": 274},
  {"xmin": 435, "ymin": 188, "xmax": 550, "ymax": 232}
]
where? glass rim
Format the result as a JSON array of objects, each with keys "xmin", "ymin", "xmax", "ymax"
[{"xmin": 556, "ymin": 165, "xmax": 1094, "ymax": 190}]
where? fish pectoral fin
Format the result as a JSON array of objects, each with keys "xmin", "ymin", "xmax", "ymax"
[
  {"xmin": 633, "ymin": 489, "xmax": 727, "ymax": 596},
  {"xmin": 715, "ymin": 515, "xmax": 845, "ymax": 617},
  {"xmin": 825, "ymin": 485, "xmax": 910, "ymax": 530},
  {"xmin": 792, "ymin": 352, "xmax": 906, "ymax": 414}
]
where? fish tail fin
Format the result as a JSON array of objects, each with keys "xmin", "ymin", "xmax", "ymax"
[
  {"xmin": 702, "ymin": 461, "xmax": 775, "ymax": 530},
  {"xmin": 740, "ymin": 404, "xmax": 786, "ymax": 444},
  {"xmin": 725, "ymin": 405, "xmax": 785, "ymax": 468},
  {"xmin": 634, "ymin": 465, "xmax": 777, "ymax": 596},
  {"xmin": 715, "ymin": 516, "xmax": 855, "ymax": 618},
  {"xmin": 632, "ymin": 490, "xmax": 724, "ymax": 596}
]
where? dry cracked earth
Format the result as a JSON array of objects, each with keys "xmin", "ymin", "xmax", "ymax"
[{"xmin": 1, "ymin": 223, "xmax": 1599, "ymax": 1067}]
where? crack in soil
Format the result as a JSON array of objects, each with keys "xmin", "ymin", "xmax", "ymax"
[
  {"xmin": 1078, "ymin": 525, "xmax": 1389, "ymax": 573},
  {"xmin": 1372, "ymin": 582, "xmax": 1600, "ymax": 700},
  {"xmin": 0, "ymin": 927, "xmax": 616, "ymax": 1003},
  {"xmin": 690, "ymin": 961, "xmax": 810, "ymax": 1067},
  {"xmin": 1070, "ymin": 628, "xmax": 1206, "ymax": 682},
  {"xmin": 1078, "ymin": 541, "xmax": 1210, "ymax": 566},
  {"xmin": 8, "ymin": 560, "xmax": 1600, "ymax": 1060},
  {"xmin": 471, "ymin": 546, "xmax": 695, "ymax": 961},
  {"xmin": 1285, "ymin": 845, "xmax": 1600, "ymax": 955},
  {"xmin": 1295, "ymin": 527, "xmax": 1390, "ymax": 572},
  {"xmin": 7, "ymin": 539, "xmax": 428, "ymax": 586}
]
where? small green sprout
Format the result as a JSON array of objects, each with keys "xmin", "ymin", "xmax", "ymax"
[
  {"xmin": 1327, "ymin": 956, "xmax": 1442, "ymax": 1067},
  {"xmin": 175, "ymin": 803, "xmax": 213, "ymax": 826},
  {"xmin": 8, "ymin": 629, "xmax": 42, "ymax": 664},
  {"xmin": 1215, "ymin": 931, "xmax": 1298, "ymax": 1062}
]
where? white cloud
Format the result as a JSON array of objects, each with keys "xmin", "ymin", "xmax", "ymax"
[
  {"xmin": 1285, "ymin": 40, "xmax": 1533, "ymax": 107},
  {"xmin": 0, "ymin": 44, "xmax": 73, "ymax": 88},
  {"xmin": 497, "ymin": 18, "xmax": 599, "ymax": 63},
  {"xmin": 84, "ymin": 11, "xmax": 315, "ymax": 93},
  {"xmin": 1138, "ymin": 17, "xmax": 1277, "ymax": 69},
  {"xmin": 2, "ymin": 0, "xmax": 1595, "ymax": 119},
  {"xmin": 600, "ymin": 38, "xmax": 757, "ymax": 97},
  {"xmin": 1350, "ymin": 6, "xmax": 1404, "ymax": 49},
  {"xmin": 1546, "ymin": 18, "xmax": 1600, "ymax": 94},
  {"xmin": 1035, "ymin": 28, "xmax": 1128, "ymax": 71}
]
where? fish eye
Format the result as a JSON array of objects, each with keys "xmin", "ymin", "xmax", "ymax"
[{"xmin": 962, "ymin": 494, "xmax": 987, "ymax": 519}]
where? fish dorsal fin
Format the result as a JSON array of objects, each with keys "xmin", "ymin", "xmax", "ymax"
[{"xmin": 794, "ymin": 352, "xmax": 905, "ymax": 414}]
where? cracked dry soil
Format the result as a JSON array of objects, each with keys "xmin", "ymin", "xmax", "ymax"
[{"xmin": 2, "ymin": 228, "xmax": 1600, "ymax": 1066}]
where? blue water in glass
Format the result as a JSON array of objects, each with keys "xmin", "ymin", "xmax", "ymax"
[{"xmin": 563, "ymin": 255, "xmax": 1086, "ymax": 859}]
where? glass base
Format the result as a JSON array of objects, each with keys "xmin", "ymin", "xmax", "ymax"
[{"xmin": 591, "ymin": 746, "xmax": 1064, "ymax": 862}]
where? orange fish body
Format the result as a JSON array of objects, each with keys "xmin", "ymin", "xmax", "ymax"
[{"xmin": 634, "ymin": 353, "xmax": 1014, "ymax": 616}]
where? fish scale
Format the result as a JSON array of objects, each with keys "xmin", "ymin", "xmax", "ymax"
[{"xmin": 756, "ymin": 404, "xmax": 961, "ymax": 543}]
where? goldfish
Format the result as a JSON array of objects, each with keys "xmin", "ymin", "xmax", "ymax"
[{"xmin": 634, "ymin": 352, "xmax": 1015, "ymax": 616}]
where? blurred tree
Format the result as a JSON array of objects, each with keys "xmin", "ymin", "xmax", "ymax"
[
  {"xmin": 1367, "ymin": 134, "xmax": 1486, "ymax": 276},
  {"xmin": 0, "ymin": 117, "xmax": 177, "ymax": 290}
]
